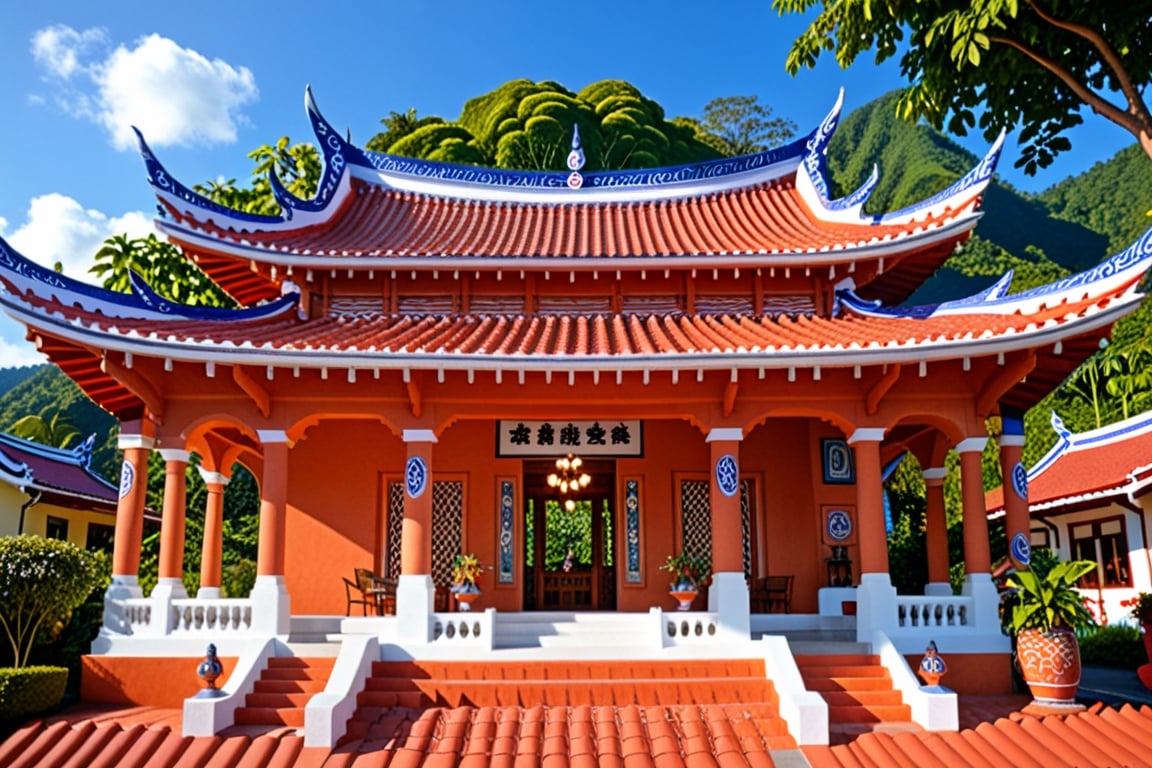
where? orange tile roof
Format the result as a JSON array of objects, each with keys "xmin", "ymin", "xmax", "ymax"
[
  {"xmin": 167, "ymin": 178, "xmax": 971, "ymax": 263},
  {"xmin": 17, "ymin": 289, "xmax": 1125, "ymax": 369},
  {"xmin": 8, "ymin": 700, "xmax": 1152, "ymax": 767}
]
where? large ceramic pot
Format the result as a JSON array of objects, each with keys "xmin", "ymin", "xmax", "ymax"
[
  {"xmin": 1139, "ymin": 623, "xmax": 1152, "ymax": 691},
  {"xmin": 669, "ymin": 577, "xmax": 698, "ymax": 611},
  {"xmin": 1016, "ymin": 627, "xmax": 1081, "ymax": 705},
  {"xmin": 453, "ymin": 588, "xmax": 480, "ymax": 612}
]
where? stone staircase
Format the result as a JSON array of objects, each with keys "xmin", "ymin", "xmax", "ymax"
[
  {"xmin": 233, "ymin": 656, "xmax": 336, "ymax": 728},
  {"xmin": 344, "ymin": 657, "xmax": 796, "ymax": 750},
  {"xmin": 793, "ymin": 651, "xmax": 919, "ymax": 745},
  {"xmin": 493, "ymin": 610, "xmax": 655, "ymax": 648}
]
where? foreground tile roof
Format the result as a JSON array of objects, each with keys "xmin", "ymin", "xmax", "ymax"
[{"xmin": 5, "ymin": 700, "xmax": 1150, "ymax": 768}]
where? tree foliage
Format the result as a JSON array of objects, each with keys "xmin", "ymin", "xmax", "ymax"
[
  {"xmin": 8, "ymin": 407, "xmax": 80, "ymax": 450},
  {"xmin": 0, "ymin": 536, "xmax": 105, "ymax": 667},
  {"xmin": 90, "ymin": 234, "xmax": 233, "ymax": 309},
  {"xmin": 776, "ymin": 0, "xmax": 1152, "ymax": 173},
  {"xmin": 694, "ymin": 95, "xmax": 797, "ymax": 157},
  {"xmin": 195, "ymin": 137, "xmax": 321, "ymax": 217},
  {"xmin": 367, "ymin": 79, "xmax": 723, "ymax": 171}
]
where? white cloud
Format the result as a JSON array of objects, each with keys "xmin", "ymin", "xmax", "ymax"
[
  {"xmin": 2, "ymin": 194, "xmax": 154, "ymax": 283},
  {"xmin": 29, "ymin": 25, "xmax": 258, "ymax": 150},
  {"xmin": 31, "ymin": 24, "xmax": 107, "ymax": 79},
  {"xmin": 0, "ymin": 331, "xmax": 46, "ymax": 369}
]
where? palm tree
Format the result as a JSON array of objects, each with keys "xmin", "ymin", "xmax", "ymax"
[{"xmin": 9, "ymin": 407, "xmax": 80, "ymax": 449}]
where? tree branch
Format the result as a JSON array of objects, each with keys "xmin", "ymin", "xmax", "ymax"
[
  {"xmin": 1025, "ymin": 0, "xmax": 1152, "ymax": 130},
  {"xmin": 989, "ymin": 35, "xmax": 1144, "ymax": 137}
]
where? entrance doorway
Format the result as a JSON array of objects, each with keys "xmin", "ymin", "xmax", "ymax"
[{"xmin": 522, "ymin": 459, "xmax": 616, "ymax": 610}]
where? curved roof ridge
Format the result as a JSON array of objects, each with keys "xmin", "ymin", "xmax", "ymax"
[
  {"xmin": 879, "ymin": 131, "xmax": 1006, "ymax": 225},
  {"xmin": 0, "ymin": 235, "xmax": 301, "ymax": 323},
  {"xmin": 838, "ymin": 223, "xmax": 1152, "ymax": 320}
]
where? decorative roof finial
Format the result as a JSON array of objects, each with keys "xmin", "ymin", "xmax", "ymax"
[{"xmin": 566, "ymin": 124, "xmax": 585, "ymax": 190}]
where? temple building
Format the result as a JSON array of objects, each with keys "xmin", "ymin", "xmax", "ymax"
[
  {"xmin": 988, "ymin": 409, "xmax": 1152, "ymax": 623},
  {"xmin": 2, "ymin": 88, "xmax": 1150, "ymax": 746}
]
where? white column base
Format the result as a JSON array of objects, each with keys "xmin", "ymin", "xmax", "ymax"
[
  {"xmin": 103, "ymin": 574, "xmax": 144, "ymax": 633},
  {"xmin": 707, "ymin": 572, "xmax": 750, "ymax": 640},
  {"xmin": 961, "ymin": 572, "xmax": 1001, "ymax": 632},
  {"xmin": 923, "ymin": 582, "xmax": 953, "ymax": 597},
  {"xmin": 197, "ymin": 586, "xmax": 223, "ymax": 600},
  {"xmin": 855, "ymin": 573, "xmax": 899, "ymax": 642},
  {"xmin": 396, "ymin": 574, "xmax": 435, "ymax": 643},
  {"xmin": 250, "ymin": 575, "xmax": 291, "ymax": 635},
  {"xmin": 154, "ymin": 576, "xmax": 189, "ymax": 600}
]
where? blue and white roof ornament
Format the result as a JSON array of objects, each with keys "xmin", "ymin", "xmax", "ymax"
[
  {"xmin": 795, "ymin": 89, "xmax": 880, "ymax": 222},
  {"xmin": 0, "ymin": 235, "xmax": 300, "ymax": 323},
  {"xmin": 880, "ymin": 131, "xmax": 1006, "ymax": 225},
  {"xmin": 268, "ymin": 87, "xmax": 353, "ymax": 220},
  {"xmin": 837, "ymin": 223, "xmax": 1152, "ymax": 320}
]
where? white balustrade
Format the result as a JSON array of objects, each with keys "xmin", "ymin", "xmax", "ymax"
[
  {"xmin": 661, "ymin": 611, "xmax": 723, "ymax": 644},
  {"xmin": 109, "ymin": 596, "xmax": 253, "ymax": 636},
  {"xmin": 895, "ymin": 595, "xmax": 971, "ymax": 630},
  {"xmin": 431, "ymin": 609, "xmax": 493, "ymax": 647}
]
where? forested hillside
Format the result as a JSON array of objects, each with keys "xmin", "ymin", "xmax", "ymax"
[
  {"xmin": 0, "ymin": 364, "xmax": 118, "ymax": 478},
  {"xmin": 0, "ymin": 364, "xmax": 43, "ymax": 397},
  {"xmin": 1041, "ymin": 144, "xmax": 1152, "ymax": 254}
]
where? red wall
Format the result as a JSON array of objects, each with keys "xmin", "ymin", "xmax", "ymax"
[{"xmin": 279, "ymin": 416, "xmax": 863, "ymax": 615}]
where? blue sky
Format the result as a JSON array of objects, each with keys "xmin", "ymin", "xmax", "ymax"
[{"xmin": 0, "ymin": 1, "xmax": 1136, "ymax": 368}]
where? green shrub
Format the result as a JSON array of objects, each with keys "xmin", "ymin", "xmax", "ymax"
[
  {"xmin": 1077, "ymin": 624, "xmax": 1146, "ymax": 669},
  {"xmin": 0, "ymin": 666, "xmax": 67, "ymax": 719},
  {"xmin": 0, "ymin": 536, "xmax": 104, "ymax": 667},
  {"xmin": 222, "ymin": 559, "xmax": 257, "ymax": 598}
]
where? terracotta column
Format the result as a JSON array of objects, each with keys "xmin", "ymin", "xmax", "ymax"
[
  {"xmin": 197, "ymin": 467, "xmax": 230, "ymax": 599},
  {"xmin": 922, "ymin": 467, "xmax": 951, "ymax": 595},
  {"xmin": 706, "ymin": 428, "xmax": 744, "ymax": 574},
  {"xmin": 704, "ymin": 428, "xmax": 749, "ymax": 638},
  {"xmin": 957, "ymin": 438, "xmax": 992, "ymax": 577},
  {"xmin": 109, "ymin": 422, "xmax": 154, "ymax": 589},
  {"xmin": 105, "ymin": 420, "xmax": 155, "ymax": 633},
  {"xmin": 998, "ymin": 412, "xmax": 1031, "ymax": 570},
  {"xmin": 252, "ymin": 430, "xmax": 291, "ymax": 634},
  {"xmin": 956, "ymin": 435, "xmax": 1002, "ymax": 631},
  {"xmin": 400, "ymin": 432, "xmax": 435, "ymax": 576},
  {"xmin": 849, "ymin": 429, "xmax": 888, "ymax": 576},
  {"xmin": 848, "ymin": 427, "xmax": 898, "ymax": 640},
  {"xmin": 398, "ymin": 429, "xmax": 437, "ymax": 642},
  {"xmin": 155, "ymin": 449, "xmax": 190, "ymax": 599}
]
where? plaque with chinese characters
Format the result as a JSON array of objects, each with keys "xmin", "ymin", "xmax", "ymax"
[{"xmin": 497, "ymin": 420, "xmax": 643, "ymax": 457}]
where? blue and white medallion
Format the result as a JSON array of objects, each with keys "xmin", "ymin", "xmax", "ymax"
[
  {"xmin": 827, "ymin": 509, "xmax": 852, "ymax": 542},
  {"xmin": 118, "ymin": 461, "xmax": 135, "ymax": 499},
  {"xmin": 716, "ymin": 454, "xmax": 739, "ymax": 497},
  {"xmin": 405, "ymin": 456, "xmax": 428, "ymax": 499},
  {"xmin": 1011, "ymin": 532, "xmax": 1031, "ymax": 566},
  {"xmin": 1011, "ymin": 462, "xmax": 1028, "ymax": 501}
]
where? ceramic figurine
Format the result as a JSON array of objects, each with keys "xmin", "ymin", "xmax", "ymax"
[{"xmin": 918, "ymin": 640, "xmax": 947, "ymax": 687}]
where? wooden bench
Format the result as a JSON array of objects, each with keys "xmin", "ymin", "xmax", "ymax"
[{"xmin": 750, "ymin": 575, "xmax": 793, "ymax": 613}]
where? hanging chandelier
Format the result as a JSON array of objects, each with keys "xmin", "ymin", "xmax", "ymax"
[{"xmin": 547, "ymin": 454, "xmax": 591, "ymax": 496}]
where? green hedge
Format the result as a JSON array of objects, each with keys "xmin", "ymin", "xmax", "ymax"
[
  {"xmin": 1078, "ymin": 624, "xmax": 1147, "ymax": 669},
  {"xmin": 0, "ymin": 666, "xmax": 68, "ymax": 719}
]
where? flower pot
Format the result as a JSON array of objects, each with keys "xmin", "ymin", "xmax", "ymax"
[
  {"xmin": 1016, "ymin": 627, "xmax": 1081, "ymax": 705},
  {"xmin": 670, "ymin": 589, "xmax": 697, "ymax": 611},
  {"xmin": 453, "ymin": 589, "xmax": 480, "ymax": 612}
]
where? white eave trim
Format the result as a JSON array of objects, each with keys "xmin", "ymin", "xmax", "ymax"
[{"xmin": 3, "ymin": 288, "xmax": 1134, "ymax": 377}]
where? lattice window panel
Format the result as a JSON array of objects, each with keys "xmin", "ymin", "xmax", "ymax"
[
  {"xmin": 385, "ymin": 483, "xmax": 404, "ymax": 581},
  {"xmin": 431, "ymin": 481, "xmax": 463, "ymax": 587},
  {"xmin": 679, "ymin": 478, "xmax": 753, "ymax": 578},
  {"xmin": 385, "ymin": 480, "xmax": 464, "ymax": 587},
  {"xmin": 679, "ymin": 480, "xmax": 712, "ymax": 563},
  {"xmin": 740, "ymin": 480, "xmax": 752, "ymax": 578}
]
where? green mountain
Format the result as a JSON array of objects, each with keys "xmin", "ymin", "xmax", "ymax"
[
  {"xmin": 825, "ymin": 92, "xmax": 1110, "ymax": 304},
  {"xmin": 0, "ymin": 364, "xmax": 44, "ymax": 397},
  {"xmin": 0, "ymin": 364, "xmax": 119, "ymax": 479}
]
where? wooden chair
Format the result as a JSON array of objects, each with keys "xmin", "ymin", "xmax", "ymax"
[
  {"xmin": 344, "ymin": 576, "xmax": 375, "ymax": 616},
  {"xmin": 353, "ymin": 568, "xmax": 398, "ymax": 616},
  {"xmin": 764, "ymin": 575, "xmax": 793, "ymax": 613}
]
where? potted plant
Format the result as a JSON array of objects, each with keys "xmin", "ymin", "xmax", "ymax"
[
  {"xmin": 660, "ymin": 552, "xmax": 711, "ymax": 611},
  {"xmin": 450, "ymin": 553, "xmax": 488, "ymax": 611},
  {"xmin": 1121, "ymin": 591, "xmax": 1152, "ymax": 690},
  {"xmin": 1004, "ymin": 559, "xmax": 1096, "ymax": 707}
]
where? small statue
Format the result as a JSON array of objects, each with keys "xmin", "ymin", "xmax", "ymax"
[
  {"xmin": 196, "ymin": 643, "xmax": 225, "ymax": 698},
  {"xmin": 918, "ymin": 640, "xmax": 947, "ymax": 687}
]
